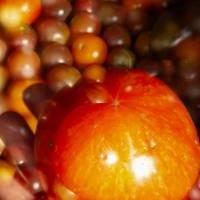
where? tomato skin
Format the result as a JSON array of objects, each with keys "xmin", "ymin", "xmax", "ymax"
[
  {"xmin": 70, "ymin": 12, "xmax": 101, "ymax": 36},
  {"xmin": 0, "ymin": 0, "xmax": 41, "ymax": 30},
  {"xmin": 35, "ymin": 69, "xmax": 200, "ymax": 200},
  {"xmin": 72, "ymin": 34, "xmax": 108, "ymax": 67},
  {"xmin": 74, "ymin": 0, "xmax": 98, "ymax": 13},
  {"xmin": 7, "ymin": 79, "xmax": 41, "ymax": 116}
]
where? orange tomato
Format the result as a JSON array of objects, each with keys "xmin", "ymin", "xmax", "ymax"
[
  {"xmin": 72, "ymin": 34, "xmax": 108, "ymax": 67},
  {"xmin": 35, "ymin": 69, "xmax": 200, "ymax": 200},
  {"xmin": 0, "ymin": 0, "xmax": 41, "ymax": 31}
]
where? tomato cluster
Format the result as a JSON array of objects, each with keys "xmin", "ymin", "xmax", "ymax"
[{"xmin": 0, "ymin": 0, "xmax": 198, "ymax": 200}]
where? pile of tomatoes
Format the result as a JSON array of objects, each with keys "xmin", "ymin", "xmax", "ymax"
[{"xmin": 0, "ymin": 0, "xmax": 199, "ymax": 200}]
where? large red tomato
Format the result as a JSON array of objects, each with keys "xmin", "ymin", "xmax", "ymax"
[{"xmin": 35, "ymin": 69, "xmax": 200, "ymax": 200}]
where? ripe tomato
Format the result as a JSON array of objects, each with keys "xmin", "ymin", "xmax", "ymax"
[
  {"xmin": 74, "ymin": 0, "xmax": 98, "ymax": 13},
  {"xmin": 0, "ymin": 0, "xmax": 41, "ymax": 30},
  {"xmin": 35, "ymin": 69, "xmax": 200, "ymax": 200},
  {"xmin": 7, "ymin": 79, "xmax": 41, "ymax": 116},
  {"xmin": 72, "ymin": 34, "xmax": 108, "ymax": 67},
  {"xmin": 70, "ymin": 12, "xmax": 101, "ymax": 36}
]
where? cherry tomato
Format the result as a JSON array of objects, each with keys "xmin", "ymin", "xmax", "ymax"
[
  {"xmin": 70, "ymin": 12, "xmax": 101, "ymax": 36},
  {"xmin": 72, "ymin": 34, "xmax": 107, "ymax": 67},
  {"xmin": 0, "ymin": 0, "xmax": 41, "ymax": 31},
  {"xmin": 74, "ymin": 0, "xmax": 98, "ymax": 13}
]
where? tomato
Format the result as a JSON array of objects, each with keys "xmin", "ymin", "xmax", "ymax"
[
  {"xmin": 35, "ymin": 69, "xmax": 200, "ymax": 200},
  {"xmin": 70, "ymin": 12, "xmax": 101, "ymax": 36},
  {"xmin": 74, "ymin": 0, "xmax": 98, "ymax": 13},
  {"xmin": 7, "ymin": 79, "xmax": 41, "ymax": 116},
  {"xmin": 72, "ymin": 34, "xmax": 108, "ymax": 67},
  {"xmin": 0, "ymin": 0, "xmax": 41, "ymax": 31}
]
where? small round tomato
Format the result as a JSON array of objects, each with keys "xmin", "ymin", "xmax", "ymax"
[
  {"xmin": 83, "ymin": 64, "xmax": 106, "ymax": 83},
  {"xmin": 35, "ymin": 69, "xmax": 200, "ymax": 200},
  {"xmin": 70, "ymin": 12, "xmax": 101, "ymax": 36},
  {"xmin": 74, "ymin": 0, "xmax": 99, "ymax": 13},
  {"xmin": 0, "ymin": 0, "xmax": 41, "ymax": 31},
  {"xmin": 72, "ymin": 34, "xmax": 107, "ymax": 67}
]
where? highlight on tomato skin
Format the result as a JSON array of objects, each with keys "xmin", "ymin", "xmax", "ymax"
[
  {"xmin": 35, "ymin": 69, "xmax": 200, "ymax": 200},
  {"xmin": 0, "ymin": 0, "xmax": 41, "ymax": 31}
]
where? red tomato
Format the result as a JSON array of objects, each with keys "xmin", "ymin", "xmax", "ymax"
[
  {"xmin": 0, "ymin": 0, "xmax": 41, "ymax": 30},
  {"xmin": 35, "ymin": 69, "xmax": 200, "ymax": 200}
]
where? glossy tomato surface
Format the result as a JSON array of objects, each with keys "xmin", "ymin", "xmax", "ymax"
[
  {"xmin": 35, "ymin": 69, "xmax": 200, "ymax": 200},
  {"xmin": 0, "ymin": 0, "xmax": 41, "ymax": 30}
]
